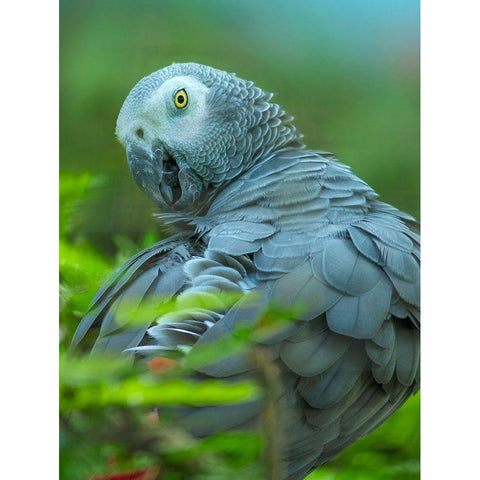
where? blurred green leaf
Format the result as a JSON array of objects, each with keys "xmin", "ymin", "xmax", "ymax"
[
  {"xmin": 60, "ymin": 353, "xmax": 259, "ymax": 412},
  {"xmin": 62, "ymin": 376, "xmax": 259, "ymax": 411}
]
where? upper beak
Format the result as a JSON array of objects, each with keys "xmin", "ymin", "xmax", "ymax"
[
  {"xmin": 126, "ymin": 141, "xmax": 205, "ymax": 211},
  {"xmin": 126, "ymin": 141, "xmax": 167, "ymax": 208}
]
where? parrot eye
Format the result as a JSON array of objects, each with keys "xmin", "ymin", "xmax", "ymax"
[{"xmin": 174, "ymin": 89, "xmax": 188, "ymax": 109}]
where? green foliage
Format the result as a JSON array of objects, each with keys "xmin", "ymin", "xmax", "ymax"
[
  {"xmin": 60, "ymin": 350, "xmax": 264, "ymax": 479},
  {"xmin": 60, "ymin": 173, "xmax": 112, "ymax": 344},
  {"xmin": 61, "ymin": 406, "xmax": 265, "ymax": 480},
  {"xmin": 60, "ymin": 354, "xmax": 259, "ymax": 412}
]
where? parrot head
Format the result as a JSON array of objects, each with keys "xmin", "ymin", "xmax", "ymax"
[{"xmin": 115, "ymin": 63, "xmax": 302, "ymax": 213}]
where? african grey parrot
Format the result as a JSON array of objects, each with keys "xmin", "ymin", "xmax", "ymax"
[{"xmin": 73, "ymin": 63, "xmax": 420, "ymax": 480}]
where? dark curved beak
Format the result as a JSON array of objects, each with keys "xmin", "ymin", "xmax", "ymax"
[
  {"xmin": 126, "ymin": 141, "xmax": 166, "ymax": 207},
  {"xmin": 126, "ymin": 141, "xmax": 205, "ymax": 211}
]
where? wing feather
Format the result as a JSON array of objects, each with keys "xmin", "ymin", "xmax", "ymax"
[{"xmin": 72, "ymin": 238, "xmax": 191, "ymax": 352}]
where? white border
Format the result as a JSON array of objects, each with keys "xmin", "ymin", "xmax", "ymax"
[
  {"xmin": 4, "ymin": 0, "xmax": 480, "ymax": 478},
  {"xmin": 2, "ymin": 1, "xmax": 58, "ymax": 478},
  {"xmin": 421, "ymin": 0, "xmax": 480, "ymax": 478}
]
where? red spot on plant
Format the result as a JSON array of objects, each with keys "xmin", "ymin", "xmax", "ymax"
[
  {"xmin": 146, "ymin": 408, "xmax": 159, "ymax": 425},
  {"xmin": 147, "ymin": 356, "xmax": 178, "ymax": 374},
  {"xmin": 92, "ymin": 467, "xmax": 158, "ymax": 480}
]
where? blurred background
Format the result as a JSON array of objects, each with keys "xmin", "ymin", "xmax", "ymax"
[
  {"xmin": 60, "ymin": 0, "xmax": 419, "ymax": 252},
  {"xmin": 60, "ymin": 1, "xmax": 419, "ymax": 479}
]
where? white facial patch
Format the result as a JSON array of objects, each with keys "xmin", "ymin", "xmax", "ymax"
[
  {"xmin": 144, "ymin": 76, "xmax": 210, "ymax": 145},
  {"xmin": 116, "ymin": 75, "xmax": 210, "ymax": 149}
]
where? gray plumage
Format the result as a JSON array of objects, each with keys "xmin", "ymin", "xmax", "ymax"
[{"xmin": 73, "ymin": 63, "xmax": 420, "ymax": 479}]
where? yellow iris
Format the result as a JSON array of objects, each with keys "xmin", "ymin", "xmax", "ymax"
[{"xmin": 174, "ymin": 89, "xmax": 188, "ymax": 108}]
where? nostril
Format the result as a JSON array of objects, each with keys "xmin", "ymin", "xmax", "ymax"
[{"xmin": 135, "ymin": 128, "xmax": 144, "ymax": 140}]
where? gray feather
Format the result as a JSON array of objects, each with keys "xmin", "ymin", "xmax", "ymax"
[
  {"xmin": 72, "ymin": 241, "xmax": 189, "ymax": 351},
  {"xmin": 280, "ymin": 328, "xmax": 351, "ymax": 377},
  {"xmin": 298, "ymin": 343, "xmax": 369, "ymax": 408},
  {"xmin": 326, "ymin": 276, "xmax": 392, "ymax": 339},
  {"xmin": 273, "ymin": 261, "xmax": 342, "ymax": 321},
  {"xmin": 347, "ymin": 225, "xmax": 382, "ymax": 263},
  {"xmin": 304, "ymin": 376, "xmax": 371, "ymax": 428},
  {"xmin": 321, "ymin": 239, "xmax": 384, "ymax": 296},
  {"xmin": 395, "ymin": 323, "xmax": 420, "ymax": 386},
  {"xmin": 179, "ymin": 401, "xmax": 261, "ymax": 436}
]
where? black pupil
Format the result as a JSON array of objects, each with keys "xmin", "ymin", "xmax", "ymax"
[{"xmin": 177, "ymin": 94, "xmax": 185, "ymax": 104}]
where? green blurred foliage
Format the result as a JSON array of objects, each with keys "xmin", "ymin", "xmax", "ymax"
[
  {"xmin": 60, "ymin": 1, "xmax": 419, "ymax": 478},
  {"xmin": 60, "ymin": 353, "xmax": 259, "ymax": 412}
]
